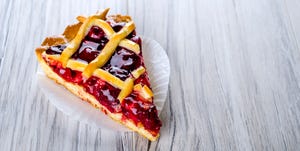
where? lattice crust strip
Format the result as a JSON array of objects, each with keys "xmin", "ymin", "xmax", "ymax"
[{"xmin": 43, "ymin": 8, "xmax": 153, "ymax": 103}]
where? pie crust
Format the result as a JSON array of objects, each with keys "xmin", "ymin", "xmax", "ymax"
[{"xmin": 35, "ymin": 8, "xmax": 161, "ymax": 141}]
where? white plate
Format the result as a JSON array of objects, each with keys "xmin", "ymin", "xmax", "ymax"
[{"xmin": 37, "ymin": 37, "xmax": 170, "ymax": 132}]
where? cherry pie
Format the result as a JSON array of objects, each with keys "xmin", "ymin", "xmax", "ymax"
[{"xmin": 35, "ymin": 8, "xmax": 162, "ymax": 141}]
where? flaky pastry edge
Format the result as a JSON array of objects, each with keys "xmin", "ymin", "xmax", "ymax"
[{"xmin": 35, "ymin": 14, "xmax": 159, "ymax": 141}]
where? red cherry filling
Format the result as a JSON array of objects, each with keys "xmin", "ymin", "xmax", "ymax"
[
  {"xmin": 71, "ymin": 40, "xmax": 102, "ymax": 63},
  {"xmin": 47, "ymin": 59, "xmax": 83, "ymax": 83},
  {"xmin": 44, "ymin": 58, "xmax": 161, "ymax": 135},
  {"xmin": 122, "ymin": 93, "xmax": 161, "ymax": 133},
  {"xmin": 86, "ymin": 26, "xmax": 107, "ymax": 43},
  {"xmin": 134, "ymin": 73, "xmax": 151, "ymax": 87},
  {"xmin": 71, "ymin": 26, "xmax": 109, "ymax": 63},
  {"xmin": 110, "ymin": 22, "xmax": 126, "ymax": 32},
  {"xmin": 83, "ymin": 76, "xmax": 121, "ymax": 112},
  {"xmin": 102, "ymin": 47, "xmax": 142, "ymax": 80},
  {"xmin": 43, "ymin": 21, "xmax": 161, "ymax": 135},
  {"xmin": 45, "ymin": 59, "xmax": 121, "ymax": 112}
]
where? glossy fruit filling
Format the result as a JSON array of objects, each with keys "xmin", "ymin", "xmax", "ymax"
[
  {"xmin": 122, "ymin": 93, "xmax": 162, "ymax": 132},
  {"xmin": 102, "ymin": 47, "xmax": 142, "ymax": 80},
  {"xmin": 44, "ymin": 59, "xmax": 161, "ymax": 134},
  {"xmin": 71, "ymin": 26, "xmax": 109, "ymax": 63},
  {"xmin": 44, "ymin": 21, "xmax": 161, "ymax": 134},
  {"xmin": 83, "ymin": 76, "xmax": 122, "ymax": 112},
  {"xmin": 46, "ymin": 24, "xmax": 143, "ymax": 80},
  {"xmin": 45, "ymin": 59, "xmax": 122, "ymax": 112}
]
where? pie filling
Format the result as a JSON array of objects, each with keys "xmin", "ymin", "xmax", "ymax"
[{"xmin": 43, "ymin": 21, "xmax": 161, "ymax": 135}]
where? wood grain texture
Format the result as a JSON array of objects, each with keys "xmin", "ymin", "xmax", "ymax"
[{"xmin": 0, "ymin": 0, "xmax": 300, "ymax": 150}]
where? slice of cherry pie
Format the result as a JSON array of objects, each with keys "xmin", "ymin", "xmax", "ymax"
[{"xmin": 35, "ymin": 8, "xmax": 162, "ymax": 141}]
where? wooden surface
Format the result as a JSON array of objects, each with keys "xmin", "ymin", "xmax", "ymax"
[{"xmin": 1, "ymin": 0, "xmax": 300, "ymax": 150}]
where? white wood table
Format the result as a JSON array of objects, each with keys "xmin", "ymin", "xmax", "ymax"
[{"xmin": 1, "ymin": 0, "xmax": 300, "ymax": 150}]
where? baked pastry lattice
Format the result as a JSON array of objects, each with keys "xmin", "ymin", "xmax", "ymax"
[{"xmin": 35, "ymin": 8, "xmax": 162, "ymax": 141}]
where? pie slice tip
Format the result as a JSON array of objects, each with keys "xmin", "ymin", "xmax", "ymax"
[{"xmin": 35, "ymin": 8, "xmax": 162, "ymax": 141}]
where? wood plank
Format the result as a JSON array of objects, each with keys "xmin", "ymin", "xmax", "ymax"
[{"xmin": 0, "ymin": 0, "xmax": 300, "ymax": 150}]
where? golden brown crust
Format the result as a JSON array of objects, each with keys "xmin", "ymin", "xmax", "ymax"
[
  {"xmin": 41, "ymin": 14, "xmax": 132, "ymax": 47},
  {"xmin": 36, "ymin": 11, "xmax": 160, "ymax": 141},
  {"xmin": 62, "ymin": 22, "xmax": 83, "ymax": 42},
  {"xmin": 36, "ymin": 47, "xmax": 159, "ymax": 142}
]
